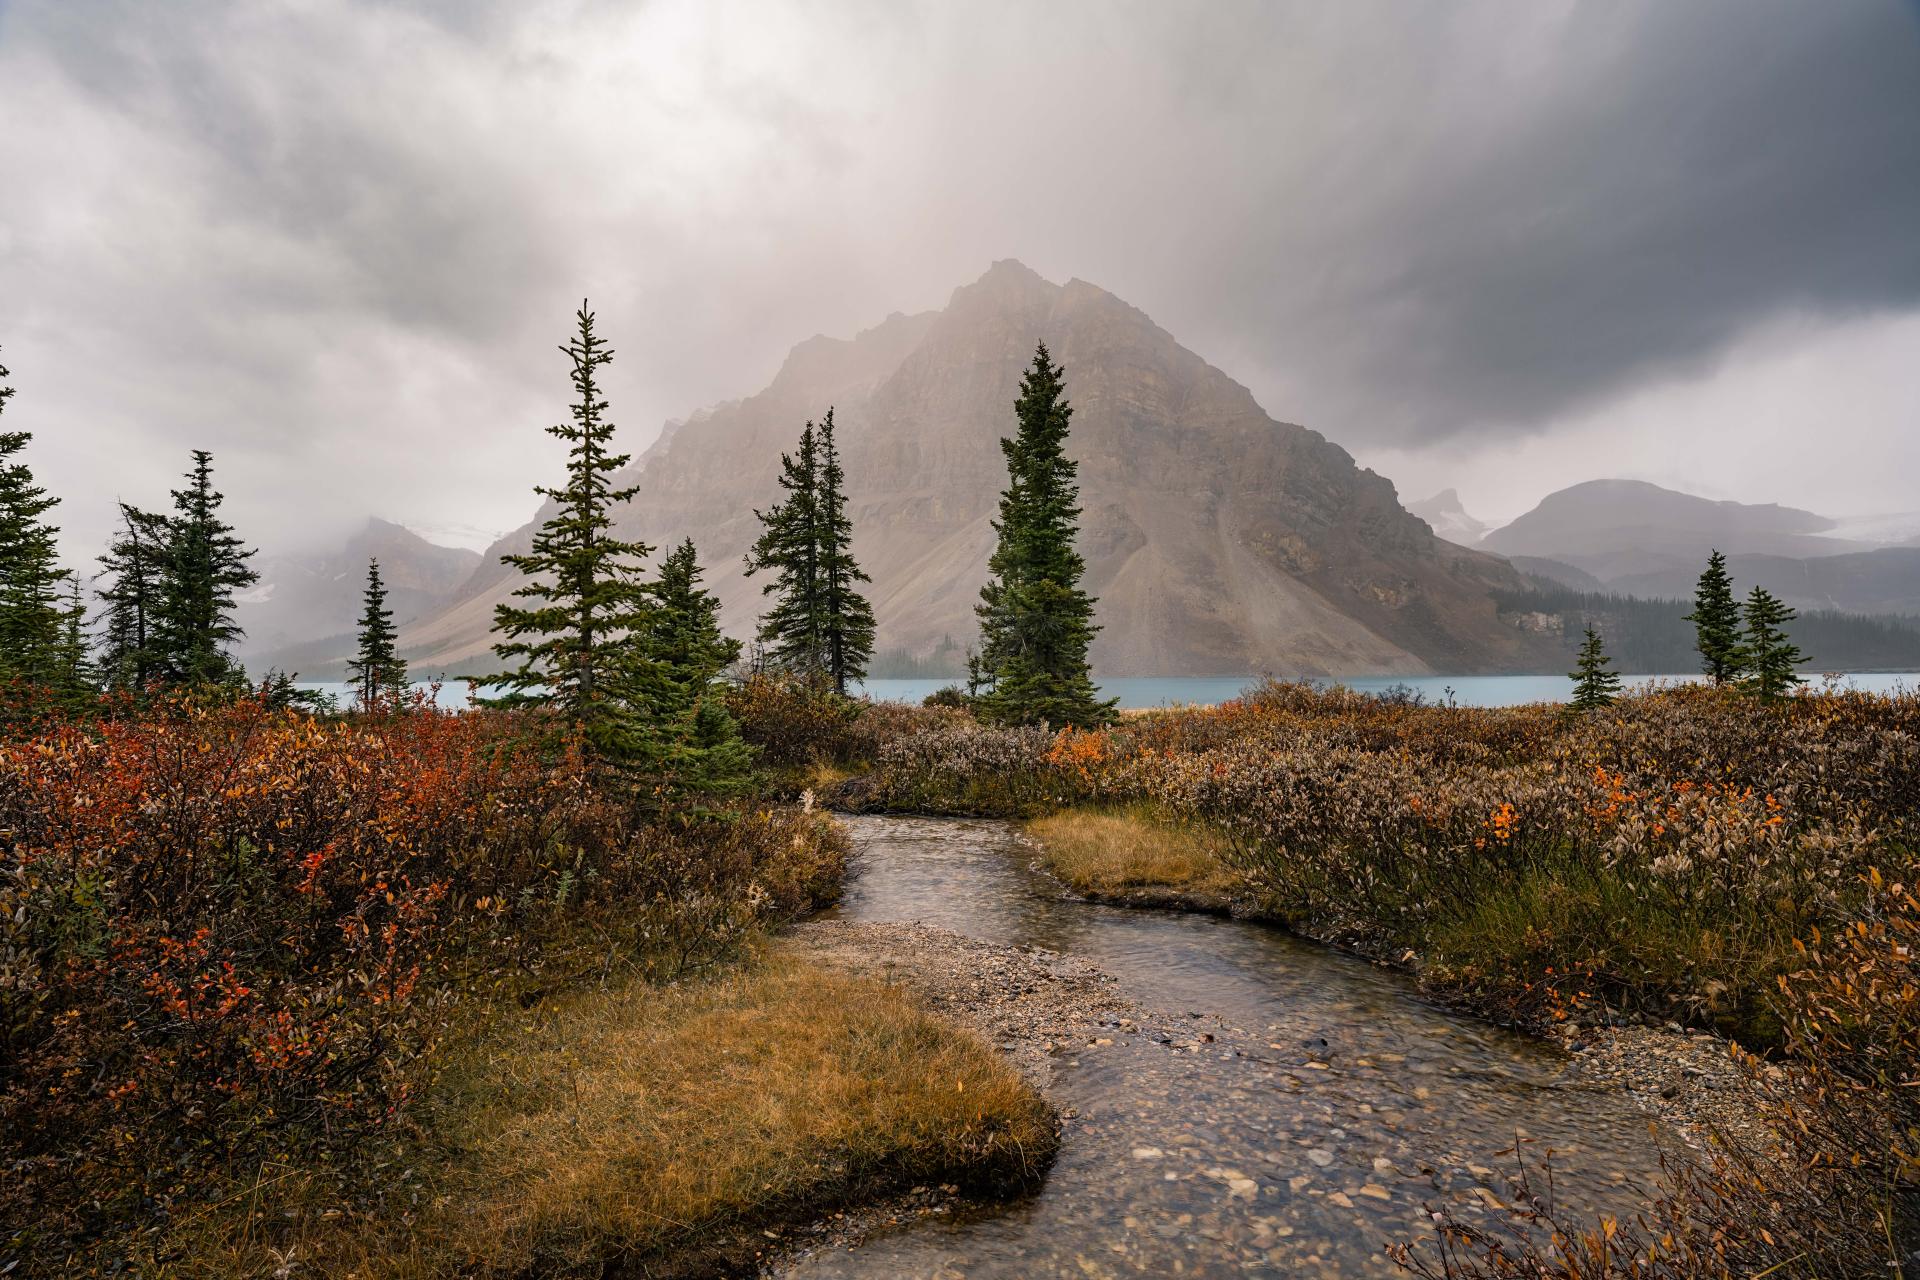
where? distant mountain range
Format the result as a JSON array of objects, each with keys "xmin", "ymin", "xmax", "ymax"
[
  {"xmin": 236, "ymin": 519, "xmax": 479, "ymax": 679},
  {"xmin": 241, "ymin": 276, "xmax": 1919, "ymax": 682},
  {"xmin": 1431, "ymin": 479, "xmax": 1920, "ymax": 618},
  {"xmin": 257, "ymin": 261, "xmax": 1567, "ymax": 679},
  {"xmin": 1481, "ymin": 478, "xmax": 1870, "ymax": 567}
]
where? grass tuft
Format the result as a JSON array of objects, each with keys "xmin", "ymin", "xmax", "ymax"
[{"xmin": 1026, "ymin": 804, "xmax": 1245, "ymax": 899}]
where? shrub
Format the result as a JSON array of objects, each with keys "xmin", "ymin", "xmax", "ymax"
[
  {"xmin": 847, "ymin": 720, "xmax": 1058, "ymax": 815},
  {"xmin": 1396, "ymin": 868, "xmax": 1920, "ymax": 1278},
  {"xmin": 726, "ymin": 672, "xmax": 964, "ymax": 775},
  {"xmin": 0, "ymin": 694, "xmax": 844, "ymax": 1271}
]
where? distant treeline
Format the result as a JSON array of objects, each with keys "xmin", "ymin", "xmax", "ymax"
[
  {"xmin": 1496, "ymin": 582, "xmax": 1920, "ymax": 673},
  {"xmin": 866, "ymin": 639, "xmax": 969, "ymax": 679}
]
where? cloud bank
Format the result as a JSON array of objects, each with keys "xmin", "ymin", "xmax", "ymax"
[{"xmin": 1, "ymin": 0, "xmax": 1915, "ymax": 558}]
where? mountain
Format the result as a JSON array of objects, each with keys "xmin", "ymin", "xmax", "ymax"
[
  {"xmin": 1507, "ymin": 556, "xmax": 1609, "ymax": 593},
  {"xmin": 1407, "ymin": 489, "xmax": 1490, "ymax": 548},
  {"xmin": 1827, "ymin": 510, "xmax": 1920, "ymax": 548},
  {"xmin": 239, "ymin": 518, "xmax": 481, "ymax": 678},
  {"xmin": 1603, "ymin": 548, "xmax": 1920, "ymax": 618},
  {"xmin": 1480, "ymin": 479, "xmax": 1873, "ymax": 581},
  {"xmin": 400, "ymin": 261, "xmax": 1564, "ymax": 677},
  {"xmin": 1477, "ymin": 479, "xmax": 1920, "ymax": 618}
]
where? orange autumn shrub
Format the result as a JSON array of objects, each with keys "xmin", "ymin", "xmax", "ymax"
[
  {"xmin": 828, "ymin": 679, "xmax": 1920, "ymax": 1269},
  {"xmin": 0, "ymin": 692, "xmax": 844, "ymax": 1270},
  {"xmin": 848, "ymin": 680, "xmax": 1920, "ymax": 1030},
  {"xmin": 1396, "ymin": 869, "xmax": 1920, "ymax": 1278}
]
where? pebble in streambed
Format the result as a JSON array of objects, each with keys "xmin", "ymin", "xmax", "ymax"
[
  {"xmin": 783, "ymin": 1011, "xmax": 1651, "ymax": 1278},
  {"xmin": 774, "ymin": 817, "xmax": 1667, "ymax": 1279}
]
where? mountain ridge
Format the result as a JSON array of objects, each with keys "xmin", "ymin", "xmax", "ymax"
[{"xmin": 382, "ymin": 261, "xmax": 1561, "ymax": 677}]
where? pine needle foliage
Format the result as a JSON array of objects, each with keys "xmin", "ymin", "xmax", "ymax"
[
  {"xmin": 815, "ymin": 410, "xmax": 876, "ymax": 694},
  {"xmin": 1742, "ymin": 585, "xmax": 1806, "ymax": 702},
  {"xmin": 347, "ymin": 558, "xmax": 408, "ymax": 710},
  {"xmin": 638, "ymin": 539, "xmax": 756, "ymax": 797},
  {"xmin": 96, "ymin": 503, "xmax": 170, "ymax": 691},
  {"xmin": 52, "ymin": 573, "xmax": 94, "ymax": 703},
  {"xmin": 973, "ymin": 343, "xmax": 1114, "ymax": 729},
  {"xmin": 487, "ymin": 302, "xmax": 660, "ymax": 763},
  {"xmin": 647, "ymin": 539, "xmax": 743, "ymax": 682},
  {"xmin": 0, "ymin": 358, "xmax": 71, "ymax": 693},
  {"xmin": 1567, "ymin": 625, "xmax": 1622, "ymax": 711},
  {"xmin": 746, "ymin": 419, "xmax": 825, "ymax": 679},
  {"xmin": 153, "ymin": 450, "xmax": 258, "ymax": 688},
  {"xmin": 1683, "ymin": 549, "xmax": 1746, "ymax": 684}
]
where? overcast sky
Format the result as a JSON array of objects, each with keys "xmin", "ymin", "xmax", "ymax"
[{"xmin": 2, "ymin": 0, "xmax": 1917, "ymax": 561}]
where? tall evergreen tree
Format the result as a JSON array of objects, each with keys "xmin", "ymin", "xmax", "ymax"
[
  {"xmin": 51, "ymin": 573, "xmax": 95, "ymax": 703},
  {"xmin": 487, "ymin": 303, "xmax": 660, "ymax": 762},
  {"xmin": 153, "ymin": 450, "xmax": 258, "ymax": 687},
  {"xmin": 973, "ymin": 343, "xmax": 1115, "ymax": 728},
  {"xmin": 814, "ymin": 409, "xmax": 876, "ymax": 695},
  {"xmin": 1682, "ymin": 549, "xmax": 1746, "ymax": 684},
  {"xmin": 346, "ymin": 558, "xmax": 408, "ymax": 709},
  {"xmin": 96, "ymin": 503, "xmax": 170, "ymax": 690},
  {"xmin": 639, "ymin": 539, "xmax": 754, "ymax": 795},
  {"xmin": 1742, "ymin": 586, "xmax": 1806, "ymax": 702},
  {"xmin": 0, "ymin": 357, "xmax": 69, "ymax": 690},
  {"xmin": 1568, "ymin": 625, "xmax": 1622, "ymax": 711},
  {"xmin": 745, "ymin": 419, "xmax": 826, "ymax": 679}
]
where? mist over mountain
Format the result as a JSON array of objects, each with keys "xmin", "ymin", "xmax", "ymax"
[
  {"xmin": 239, "ymin": 519, "xmax": 478, "ymax": 678},
  {"xmin": 379, "ymin": 261, "xmax": 1561, "ymax": 679},
  {"xmin": 1481, "ymin": 479, "xmax": 1861, "ymax": 570},
  {"xmin": 1407, "ymin": 490, "xmax": 1490, "ymax": 549},
  {"xmin": 1481, "ymin": 479, "xmax": 1920, "ymax": 619}
]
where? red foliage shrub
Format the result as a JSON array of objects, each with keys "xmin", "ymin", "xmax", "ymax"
[{"xmin": 0, "ymin": 693, "xmax": 841, "ymax": 1268}]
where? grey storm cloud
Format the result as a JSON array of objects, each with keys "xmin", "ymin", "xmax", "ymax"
[{"xmin": 1, "ymin": 0, "xmax": 1916, "ymax": 560}]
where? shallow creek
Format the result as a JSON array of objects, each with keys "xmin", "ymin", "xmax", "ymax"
[{"xmin": 783, "ymin": 816, "xmax": 1671, "ymax": 1279}]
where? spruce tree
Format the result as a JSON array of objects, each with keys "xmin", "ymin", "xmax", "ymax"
[
  {"xmin": 814, "ymin": 409, "xmax": 876, "ymax": 694},
  {"xmin": 639, "ymin": 539, "xmax": 754, "ymax": 795},
  {"xmin": 153, "ymin": 450, "xmax": 258, "ymax": 687},
  {"xmin": 1568, "ymin": 625, "xmax": 1622, "ymax": 711},
  {"xmin": 51, "ymin": 573, "xmax": 95, "ymax": 704},
  {"xmin": 97, "ymin": 503, "xmax": 170, "ymax": 690},
  {"xmin": 973, "ymin": 343, "xmax": 1115, "ymax": 728},
  {"xmin": 1742, "ymin": 586, "xmax": 1805, "ymax": 702},
  {"xmin": 487, "ymin": 303, "xmax": 660, "ymax": 763},
  {"xmin": 346, "ymin": 558, "xmax": 408, "ymax": 709},
  {"xmin": 648, "ymin": 539, "xmax": 742, "ymax": 681},
  {"xmin": 0, "ymin": 359, "xmax": 70, "ymax": 691},
  {"xmin": 745, "ymin": 419, "xmax": 826, "ymax": 679},
  {"xmin": 1682, "ymin": 549, "xmax": 1745, "ymax": 684}
]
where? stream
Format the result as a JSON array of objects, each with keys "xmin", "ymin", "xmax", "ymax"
[{"xmin": 784, "ymin": 816, "xmax": 1673, "ymax": 1279}]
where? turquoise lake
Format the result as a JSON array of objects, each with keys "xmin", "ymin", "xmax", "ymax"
[{"xmin": 303, "ymin": 672, "xmax": 1920, "ymax": 710}]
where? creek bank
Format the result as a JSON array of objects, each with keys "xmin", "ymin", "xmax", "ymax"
[
  {"xmin": 767, "ymin": 920, "xmax": 1135, "ymax": 1270},
  {"xmin": 768, "ymin": 815, "xmax": 1692, "ymax": 1277},
  {"xmin": 1011, "ymin": 821, "xmax": 1770, "ymax": 1154}
]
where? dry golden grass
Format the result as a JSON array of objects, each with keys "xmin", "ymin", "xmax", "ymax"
[
  {"xmin": 1026, "ymin": 805, "xmax": 1244, "ymax": 898},
  {"xmin": 182, "ymin": 952, "xmax": 1054, "ymax": 1279},
  {"xmin": 798, "ymin": 759, "xmax": 858, "ymax": 793}
]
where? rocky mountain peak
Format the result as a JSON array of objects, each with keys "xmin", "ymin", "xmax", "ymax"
[{"xmin": 386, "ymin": 262, "xmax": 1560, "ymax": 678}]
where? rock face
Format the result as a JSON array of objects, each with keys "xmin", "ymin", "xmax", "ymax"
[
  {"xmin": 402, "ymin": 261, "xmax": 1558, "ymax": 677},
  {"xmin": 1407, "ymin": 489, "xmax": 1491, "ymax": 548}
]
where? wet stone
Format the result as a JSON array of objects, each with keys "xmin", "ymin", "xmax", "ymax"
[{"xmin": 773, "ymin": 816, "xmax": 1675, "ymax": 1279}]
